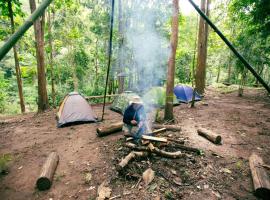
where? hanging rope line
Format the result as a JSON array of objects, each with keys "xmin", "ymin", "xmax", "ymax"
[
  {"xmin": 187, "ymin": 0, "xmax": 270, "ymax": 94},
  {"xmin": 101, "ymin": 0, "xmax": 115, "ymax": 121},
  {"xmin": 191, "ymin": 14, "xmax": 199, "ymax": 107}
]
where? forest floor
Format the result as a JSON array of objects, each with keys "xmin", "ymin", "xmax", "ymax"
[{"xmin": 0, "ymin": 87, "xmax": 270, "ymax": 200}]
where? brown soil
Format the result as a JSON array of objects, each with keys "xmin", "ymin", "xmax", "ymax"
[{"xmin": 0, "ymin": 88, "xmax": 270, "ymax": 200}]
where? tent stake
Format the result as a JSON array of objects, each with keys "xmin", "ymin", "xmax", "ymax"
[
  {"xmin": 102, "ymin": 0, "xmax": 115, "ymax": 120},
  {"xmin": 187, "ymin": 0, "xmax": 270, "ymax": 94}
]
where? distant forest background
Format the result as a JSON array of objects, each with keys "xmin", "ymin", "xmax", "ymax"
[{"xmin": 0, "ymin": 0, "xmax": 269, "ymax": 114}]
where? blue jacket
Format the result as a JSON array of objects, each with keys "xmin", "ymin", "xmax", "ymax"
[{"xmin": 123, "ymin": 104, "xmax": 146, "ymax": 125}]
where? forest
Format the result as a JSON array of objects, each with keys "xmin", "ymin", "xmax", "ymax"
[
  {"xmin": 0, "ymin": 0, "xmax": 269, "ymax": 115},
  {"xmin": 0, "ymin": 0, "xmax": 270, "ymax": 200}
]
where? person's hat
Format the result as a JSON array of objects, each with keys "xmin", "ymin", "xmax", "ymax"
[{"xmin": 129, "ymin": 96, "xmax": 143, "ymax": 105}]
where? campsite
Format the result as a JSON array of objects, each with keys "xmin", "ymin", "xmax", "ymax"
[{"xmin": 1, "ymin": 0, "xmax": 270, "ymax": 200}]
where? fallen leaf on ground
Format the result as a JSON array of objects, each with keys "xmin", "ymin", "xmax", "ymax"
[
  {"xmin": 84, "ymin": 172, "xmax": 92, "ymax": 184},
  {"xmin": 220, "ymin": 168, "xmax": 232, "ymax": 174},
  {"xmin": 173, "ymin": 177, "xmax": 182, "ymax": 186},
  {"xmin": 97, "ymin": 181, "xmax": 111, "ymax": 200},
  {"xmin": 143, "ymin": 168, "xmax": 155, "ymax": 185}
]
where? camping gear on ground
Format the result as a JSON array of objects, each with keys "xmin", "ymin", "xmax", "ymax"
[
  {"xmin": 173, "ymin": 85, "xmax": 201, "ymax": 103},
  {"xmin": 56, "ymin": 92, "xmax": 97, "ymax": 127},
  {"xmin": 110, "ymin": 91, "xmax": 142, "ymax": 114},
  {"xmin": 142, "ymin": 87, "xmax": 179, "ymax": 108}
]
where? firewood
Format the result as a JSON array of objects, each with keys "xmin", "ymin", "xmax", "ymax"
[
  {"xmin": 124, "ymin": 143, "xmax": 184, "ymax": 159},
  {"xmin": 152, "ymin": 128, "xmax": 166, "ymax": 134},
  {"xmin": 117, "ymin": 151, "xmax": 149, "ymax": 170},
  {"xmin": 152, "ymin": 124, "xmax": 181, "ymax": 132},
  {"xmin": 148, "ymin": 143, "xmax": 184, "ymax": 159},
  {"xmin": 197, "ymin": 128, "xmax": 222, "ymax": 144},
  {"xmin": 171, "ymin": 144, "xmax": 201, "ymax": 154},
  {"xmin": 141, "ymin": 135, "xmax": 167, "ymax": 143},
  {"xmin": 262, "ymin": 164, "xmax": 270, "ymax": 171},
  {"xmin": 126, "ymin": 137, "xmax": 133, "ymax": 142},
  {"xmin": 36, "ymin": 152, "xmax": 59, "ymax": 190},
  {"xmin": 96, "ymin": 122, "xmax": 124, "ymax": 137},
  {"xmin": 124, "ymin": 128, "xmax": 166, "ymax": 137},
  {"xmin": 167, "ymin": 138, "xmax": 185, "ymax": 144},
  {"xmin": 141, "ymin": 139, "xmax": 150, "ymax": 145},
  {"xmin": 125, "ymin": 143, "xmax": 148, "ymax": 151},
  {"xmin": 249, "ymin": 153, "xmax": 270, "ymax": 199}
]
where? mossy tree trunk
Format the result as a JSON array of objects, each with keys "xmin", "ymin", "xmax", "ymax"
[
  {"xmin": 8, "ymin": 0, "xmax": 25, "ymax": 113},
  {"xmin": 164, "ymin": 0, "xmax": 179, "ymax": 120},
  {"xmin": 29, "ymin": 0, "xmax": 49, "ymax": 111}
]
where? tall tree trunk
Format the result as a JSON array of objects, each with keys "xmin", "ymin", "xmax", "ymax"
[
  {"xmin": 227, "ymin": 57, "xmax": 232, "ymax": 84},
  {"xmin": 195, "ymin": 0, "xmax": 210, "ymax": 94},
  {"xmin": 117, "ymin": 0, "xmax": 124, "ymax": 93},
  {"xmin": 70, "ymin": 47, "xmax": 79, "ymax": 92},
  {"xmin": 164, "ymin": 0, "xmax": 179, "ymax": 121},
  {"xmin": 238, "ymin": 70, "xmax": 246, "ymax": 97},
  {"xmin": 216, "ymin": 65, "xmax": 221, "ymax": 83},
  {"xmin": 73, "ymin": 67, "xmax": 78, "ymax": 91},
  {"xmin": 94, "ymin": 38, "xmax": 99, "ymax": 91},
  {"xmin": 8, "ymin": 0, "xmax": 25, "ymax": 113},
  {"xmin": 29, "ymin": 0, "xmax": 49, "ymax": 111},
  {"xmin": 255, "ymin": 63, "xmax": 264, "ymax": 86},
  {"xmin": 47, "ymin": 7, "xmax": 55, "ymax": 107}
]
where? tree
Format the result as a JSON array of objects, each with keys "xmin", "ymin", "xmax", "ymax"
[
  {"xmin": 7, "ymin": 0, "xmax": 25, "ymax": 113},
  {"xmin": 117, "ymin": 0, "xmax": 124, "ymax": 93},
  {"xmin": 29, "ymin": 0, "xmax": 49, "ymax": 111},
  {"xmin": 195, "ymin": 0, "xmax": 210, "ymax": 94},
  {"xmin": 47, "ymin": 6, "xmax": 55, "ymax": 107},
  {"xmin": 164, "ymin": 0, "xmax": 179, "ymax": 120}
]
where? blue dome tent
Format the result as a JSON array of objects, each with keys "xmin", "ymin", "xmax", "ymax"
[{"xmin": 173, "ymin": 85, "xmax": 201, "ymax": 103}]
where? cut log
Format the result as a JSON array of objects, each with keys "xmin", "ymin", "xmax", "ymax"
[
  {"xmin": 36, "ymin": 152, "xmax": 59, "ymax": 190},
  {"xmin": 117, "ymin": 151, "xmax": 149, "ymax": 170},
  {"xmin": 96, "ymin": 122, "xmax": 124, "ymax": 137},
  {"xmin": 141, "ymin": 135, "xmax": 167, "ymax": 143},
  {"xmin": 152, "ymin": 124, "xmax": 181, "ymax": 132},
  {"xmin": 197, "ymin": 128, "xmax": 222, "ymax": 144},
  {"xmin": 249, "ymin": 153, "xmax": 270, "ymax": 199}
]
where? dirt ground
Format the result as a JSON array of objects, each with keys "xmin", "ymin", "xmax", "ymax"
[{"xmin": 0, "ymin": 87, "xmax": 270, "ymax": 200}]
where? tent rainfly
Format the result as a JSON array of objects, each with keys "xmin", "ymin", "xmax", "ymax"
[
  {"xmin": 174, "ymin": 85, "xmax": 201, "ymax": 103},
  {"xmin": 110, "ymin": 91, "xmax": 141, "ymax": 115},
  {"xmin": 56, "ymin": 92, "xmax": 97, "ymax": 127},
  {"xmin": 142, "ymin": 87, "xmax": 179, "ymax": 108}
]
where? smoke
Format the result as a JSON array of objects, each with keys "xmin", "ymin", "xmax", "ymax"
[{"xmin": 115, "ymin": 0, "xmax": 172, "ymax": 93}]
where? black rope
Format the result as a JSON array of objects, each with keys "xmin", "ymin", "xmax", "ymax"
[
  {"xmin": 188, "ymin": 0, "xmax": 270, "ymax": 94},
  {"xmin": 102, "ymin": 0, "xmax": 115, "ymax": 120},
  {"xmin": 191, "ymin": 14, "xmax": 199, "ymax": 107}
]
